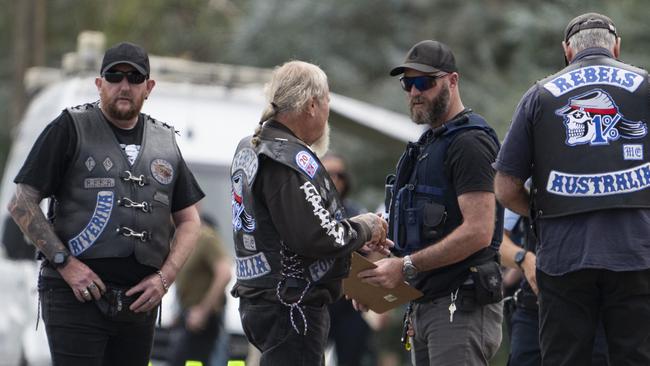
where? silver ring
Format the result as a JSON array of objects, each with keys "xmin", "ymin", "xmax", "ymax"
[
  {"xmin": 88, "ymin": 283, "xmax": 97, "ymax": 290},
  {"xmin": 82, "ymin": 289, "xmax": 90, "ymax": 297}
]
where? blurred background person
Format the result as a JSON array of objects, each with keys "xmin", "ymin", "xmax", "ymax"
[
  {"xmin": 322, "ymin": 152, "xmax": 381, "ymax": 366},
  {"xmin": 169, "ymin": 213, "xmax": 232, "ymax": 366}
]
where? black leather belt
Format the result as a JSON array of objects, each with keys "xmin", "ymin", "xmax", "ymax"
[{"xmin": 41, "ymin": 265, "xmax": 62, "ymax": 279}]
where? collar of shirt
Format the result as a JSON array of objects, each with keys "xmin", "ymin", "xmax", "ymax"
[{"xmin": 571, "ymin": 47, "xmax": 614, "ymax": 64}]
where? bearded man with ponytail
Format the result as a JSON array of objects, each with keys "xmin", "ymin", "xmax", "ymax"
[{"xmin": 230, "ymin": 60, "xmax": 391, "ymax": 365}]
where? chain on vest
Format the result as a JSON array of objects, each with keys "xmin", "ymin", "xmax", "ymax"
[{"xmin": 53, "ymin": 103, "xmax": 180, "ymax": 269}]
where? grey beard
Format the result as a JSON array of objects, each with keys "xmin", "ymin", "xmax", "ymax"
[{"xmin": 310, "ymin": 123, "xmax": 330, "ymax": 158}]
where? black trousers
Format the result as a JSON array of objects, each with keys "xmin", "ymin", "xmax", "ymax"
[
  {"xmin": 537, "ymin": 268, "xmax": 650, "ymax": 366},
  {"xmin": 239, "ymin": 298, "xmax": 329, "ymax": 366},
  {"xmin": 40, "ymin": 277, "xmax": 157, "ymax": 366}
]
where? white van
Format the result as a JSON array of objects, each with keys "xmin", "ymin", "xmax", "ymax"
[{"xmin": 0, "ymin": 32, "xmax": 421, "ymax": 365}]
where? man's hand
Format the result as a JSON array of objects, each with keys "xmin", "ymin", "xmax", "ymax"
[
  {"xmin": 352, "ymin": 212, "xmax": 390, "ymax": 253},
  {"xmin": 357, "ymin": 257, "xmax": 405, "ymax": 289},
  {"xmin": 520, "ymin": 252, "xmax": 538, "ymax": 295},
  {"xmin": 58, "ymin": 257, "xmax": 106, "ymax": 302},
  {"xmin": 127, "ymin": 272, "xmax": 167, "ymax": 313}
]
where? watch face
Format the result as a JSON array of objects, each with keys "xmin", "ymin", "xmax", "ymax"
[
  {"xmin": 404, "ymin": 265, "xmax": 417, "ymax": 279},
  {"xmin": 515, "ymin": 250, "xmax": 526, "ymax": 265}
]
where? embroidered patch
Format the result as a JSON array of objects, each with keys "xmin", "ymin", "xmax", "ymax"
[
  {"xmin": 235, "ymin": 253, "xmax": 271, "ymax": 279},
  {"xmin": 243, "ymin": 234, "xmax": 256, "ymax": 251},
  {"xmin": 150, "ymin": 159, "xmax": 174, "ymax": 185},
  {"xmin": 68, "ymin": 191, "xmax": 114, "ymax": 256},
  {"xmin": 299, "ymin": 181, "xmax": 345, "ymax": 246},
  {"xmin": 84, "ymin": 178, "xmax": 115, "ymax": 189},
  {"xmin": 543, "ymin": 65, "xmax": 644, "ymax": 97},
  {"xmin": 546, "ymin": 162, "xmax": 650, "ymax": 197},
  {"xmin": 623, "ymin": 144, "xmax": 644, "ymax": 160},
  {"xmin": 85, "ymin": 156, "xmax": 96, "ymax": 172},
  {"xmin": 153, "ymin": 191, "xmax": 169, "ymax": 206},
  {"xmin": 309, "ymin": 258, "xmax": 335, "ymax": 282},
  {"xmin": 231, "ymin": 173, "xmax": 256, "ymax": 233},
  {"xmin": 103, "ymin": 157, "xmax": 114, "ymax": 171},
  {"xmin": 231, "ymin": 148, "xmax": 258, "ymax": 186},
  {"xmin": 556, "ymin": 89, "xmax": 647, "ymax": 146},
  {"xmin": 296, "ymin": 151, "xmax": 319, "ymax": 179}
]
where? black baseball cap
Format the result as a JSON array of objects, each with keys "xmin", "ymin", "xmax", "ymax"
[
  {"xmin": 564, "ymin": 12, "xmax": 618, "ymax": 42},
  {"xmin": 390, "ymin": 40, "xmax": 458, "ymax": 76},
  {"xmin": 100, "ymin": 42, "xmax": 150, "ymax": 76}
]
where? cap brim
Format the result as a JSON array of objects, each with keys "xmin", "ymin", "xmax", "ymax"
[
  {"xmin": 389, "ymin": 63, "xmax": 441, "ymax": 76},
  {"xmin": 101, "ymin": 61, "xmax": 147, "ymax": 76}
]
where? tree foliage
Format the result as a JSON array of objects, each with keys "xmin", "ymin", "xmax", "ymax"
[{"xmin": 4, "ymin": 0, "xmax": 650, "ymax": 170}]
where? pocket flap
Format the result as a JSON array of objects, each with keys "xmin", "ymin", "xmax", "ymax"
[{"xmin": 423, "ymin": 202, "xmax": 447, "ymax": 227}]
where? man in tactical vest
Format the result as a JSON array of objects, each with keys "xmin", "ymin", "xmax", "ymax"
[
  {"xmin": 8, "ymin": 42, "xmax": 204, "ymax": 365},
  {"xmin": 495, "ymin": 12, "xmax": 650, "ymax": 365},
  {"xmin": 357, "ymin": 40, "xmax": 504, "ymax": 365},
  {"xmin": 230, "ymin": 60, "xmax": 390, "ymax": 366}
]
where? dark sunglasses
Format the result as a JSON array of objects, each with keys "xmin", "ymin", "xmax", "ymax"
[
  {"xmin": 399, "ymin": 74, "xmax": 445, "ymax": 92},
  {"xmin": 103, "ymin": 71, "xmax": 147, "ymax": 84}
]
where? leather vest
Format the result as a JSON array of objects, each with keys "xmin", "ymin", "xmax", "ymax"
[
  {"xmin": 387, "ymin": 111, "xmax": 503, "ymax": 298},
  {"xmin": 231, "ymin": 125, "xmax": 348, "ymax": 290},
  {"xmin": 533, "ymin": 56, "xmax": 650, "ymax": 218},
  {"xmin": 53, "ymin": 103, "xmax": 180, "ymax": 269}
]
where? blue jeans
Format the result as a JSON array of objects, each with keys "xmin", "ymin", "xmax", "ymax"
[
  {"xmin": 239, "ymin": 298, "xmax": 329, "ymax": 366},
  {"xmin": 40, "ymin": 277, "xmax": 157, "ymax": 366}
]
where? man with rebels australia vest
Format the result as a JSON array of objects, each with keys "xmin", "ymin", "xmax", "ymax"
[
  {"xmin": 495, "ymin": 12, "xmax": 650, "ymax": 365},
  {"xmin": 8, "ymin": 42, "xmax": 203, "ymax": 365},
  {"xmin": 230, "ymin": 60, "xmax": 390, "ymax": 366}
]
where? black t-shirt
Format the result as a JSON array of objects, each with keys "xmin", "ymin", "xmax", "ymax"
[
  {"xmin": 445, "ymin": 129, "xmax": 498, "ymax": 195},
  {"xmin": 14, "ymin": 110, "xmax": 205, "ymax": 285}
]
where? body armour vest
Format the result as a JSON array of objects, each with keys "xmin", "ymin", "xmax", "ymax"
[
  {"xmin": 231, "ymin": 125, "xmax": 348, "ymax": 290},
  {"xmin": 387, "ymin": 111, "xmax": 503, "ymax": 298},
  {"xmin": 53, "ymin": 103, "xmax": 180, "ymax": 269},
  {"xmin": 534, "ymin": 56, "xmax": 650, "ymax": 218}
]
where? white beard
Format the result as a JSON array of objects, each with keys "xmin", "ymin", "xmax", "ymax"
[{"xmin": 310, "ymin": 123, "xmax": 330, "ymax": 158}]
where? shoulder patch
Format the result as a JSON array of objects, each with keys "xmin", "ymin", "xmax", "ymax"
[
  {"xmin": 231, "ymin": 148, "xmax": 259, "ymax": 185},
  {"xmin": 295, "ymin": 150, "xmax": 319, "ymax": 179}
]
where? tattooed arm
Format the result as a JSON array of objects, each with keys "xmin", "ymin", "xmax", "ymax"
[{"xmin": 7, "ymin": 183, "xmax": 106, "ymax": 301}]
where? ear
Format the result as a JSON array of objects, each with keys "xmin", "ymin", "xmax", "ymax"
[
  {"xmin": 95, "ymin": 77, "xmax": 102, "ymax": 90},
  {"xmin": 448, "ymin": 72, "xmax": 459, "ymax": 89},
  {"xmin": 308, "ymin": 97, "xmax": 318, "ymax": 117},
  {"xmin": 146, "ymin": 79, "xmax": 156, "ymax": 94},
  {"xmin": 562, "ymin": 41, "xmax": 574, "ymax": 62},
  {"xmin": 613, "ymin": 37, "xmax": 621, "ymax": 59}
]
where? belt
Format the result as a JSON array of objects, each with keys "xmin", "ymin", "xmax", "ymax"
[
  {"xmin": 41, "ymin": 265, "xmax": 62, "ymax": 279},
  {"xmin": 513, "ymin": 288, "xmax": 538, "ymax": 311}
]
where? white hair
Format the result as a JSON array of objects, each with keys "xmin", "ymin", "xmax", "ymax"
[
  {"xmin": 567, "ymin": 28, "xmax": 616, "ymax": 53},
  {"xmin": 259, "ymin": 60, "xmax": 329, "ymax": 122}
]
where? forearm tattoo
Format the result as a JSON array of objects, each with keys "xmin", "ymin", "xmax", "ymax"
[{"xmin": 8, "ymin": 184, "xmax": 66, "ymax": 261}]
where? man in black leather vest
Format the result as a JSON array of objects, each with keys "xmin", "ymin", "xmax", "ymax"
[
  {"xmin": 8, "ymin": 42, "xmax": 203, "ymax": 365},
  {"xmin": 357, "ymin": 40, "xmax": 503, "ymax": 366},
  {"xmin": 495, "ymin": 12, "xmax": 650, "ymax": 366},
  {"xmin": 230, "ymin": 60, "xmax": 390, "ymax": 366}
]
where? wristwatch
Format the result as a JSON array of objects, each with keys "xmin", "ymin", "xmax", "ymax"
[
  {"xmin": 402, "ymin": 255, "xmax": 418, "ymax": 280},
  {"xmin": 514, "ymin": 250, "xmax": 528, "ymax": 269},
  {"xmin": 51, "ymin": 251, "xmax": 70, "ymax": 269}
]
